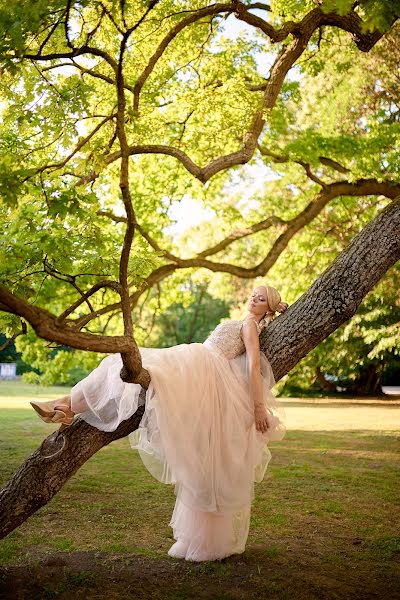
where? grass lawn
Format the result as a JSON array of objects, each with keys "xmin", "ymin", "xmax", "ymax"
[{"xmin": 0, "ymin": 381, "xmax": 399, "ymax": 599}]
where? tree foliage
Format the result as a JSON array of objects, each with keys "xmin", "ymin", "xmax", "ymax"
[
  {"xmin": 1, "ymin": 0, "xmax": 400, "ymax": 539},
  {"xmin": 0, "ymin": 0, "xmax": 399, "ymax": 390}
]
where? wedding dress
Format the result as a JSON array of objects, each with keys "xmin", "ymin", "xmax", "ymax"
[{"xmin": 70, "ymin": 319, "xmax": 286, "ymax": 561}]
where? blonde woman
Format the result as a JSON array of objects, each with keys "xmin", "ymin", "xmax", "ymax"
[{"xmin": 31, "ymin": 285, "xmax": 288, "ymax": 562}]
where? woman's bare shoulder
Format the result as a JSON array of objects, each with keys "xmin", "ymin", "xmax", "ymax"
[{"xmin": 240, "ymin": 319, "xmax": 260, "ymax": 341}]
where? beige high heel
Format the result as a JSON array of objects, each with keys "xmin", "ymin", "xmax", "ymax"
[{"xmin": 30, "ymin": 395, "xmax": 75, "ymax": 425}]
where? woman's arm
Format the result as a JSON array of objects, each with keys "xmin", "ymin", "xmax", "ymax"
[{"xmin": 241, "ymin": 321, "xmax": 269, "ymax": 433}]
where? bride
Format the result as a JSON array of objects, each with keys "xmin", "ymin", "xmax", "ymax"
[{"xmin": 31, "ymin": 284, "xmax": 288, "ymax": 562}]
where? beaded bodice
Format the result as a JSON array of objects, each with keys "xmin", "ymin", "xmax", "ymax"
[{"xmin": 203, "ymin": 319, "xmax": 262, "ymax": 360}]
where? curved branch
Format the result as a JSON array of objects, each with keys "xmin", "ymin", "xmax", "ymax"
[
  {"xmin": 56, "ymin": 281, "xmax": 122, "ymax": 324},
  {"xmin": 0, "ymin": 286, "xmax": 132, "ymax": 354},
  {"xmin": 21, "ymin": 45, "xmax": 118, "ymax": 73},
  {"xmin": 258, "ymin": 144, "xmax": 352, "ymax": 178},
  {"xmin": 1, "ymin": 199, "xmax": 399, "ymax": 540},
  {"xmin": 234, "ymin": 3, "xmax": 394, "ymax": 51},
  {"xmin": 197, "ymin": 215, "xmax": 286, "ymax": 258},
  {"xmin": 73, "ymin": 10, "xmax": 326, "ymax": 186},
  {"xmin": 132, "ymin": 2, "xmax": 392, "ymax": 115},
  {"xmin": 132, "ymin": 3, "xmax": 234, "ymax": 113},
  {"xmin": 73, "ymin": 263, "xmax": 178, "ymax": 329},
  {"xmin": 258, "ymin": 143, "xmax": 328, "ymax": 186},
  {"xmin": 145, "ymin": 180, "xmax": 400, "ymax": 279},
  {"xmin": 319, "ymin": 156, "xmax": 351, "ymax": 174},
  {"xmin": 96, "ymin": 210, "xmax": 285, "ymax": 263},
  {"xmin": 74, "ymin": 179, "xmax": 400, "ymax": 328},
  {"xmin": 112, "ymin": 6, "xmax": 161, "ymax": 383},
  {"xmin": 41, "ymin": 59, "xmax": 136, "ymax": 93}
]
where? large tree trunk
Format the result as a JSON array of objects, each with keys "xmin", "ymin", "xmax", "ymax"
[
  {"xmin": 261, "ymin": 200, "xmax": 400, "ymax": 380},
  {"xmin": 0, "ymin": 200, "xmax": 399, "ymax": 540},
  {"xmin": 0, "ymin": 401, "xmax": 145, "ymax": 540},
  {"xmin": 352, "ymin": 363, "xmax": 383, "ymax": 396}
]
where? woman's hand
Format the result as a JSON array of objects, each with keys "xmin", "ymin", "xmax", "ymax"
[
  {"xmin": 277, "ymin": 301, "xmax": 288, "ymax": 313},
  {"xmin": 254, "ymin": 403, "xmax": 269, "ymax": 433}
]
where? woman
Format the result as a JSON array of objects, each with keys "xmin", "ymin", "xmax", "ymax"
[{"xmin": 31, "ymin": 284, "xmax": 288, "ymax": 562}]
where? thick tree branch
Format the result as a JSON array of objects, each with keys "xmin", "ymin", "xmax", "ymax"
[
  {"xmin": 0, "ymin": 286, "xmax": 132, "ymax": 354},
  {"xmin": 74, "ymin": 179, "xmax": 400, "ymax": 329},
  {"xmin": 234, "ymin": 3, "xmax": 394, "ymax": 51},
  {"xmin": 0, "ymin": 284, "xmax": 151, "ymax": 388},
  {"xmin": 261, "ymin": 198, "xmax": 400, "ymax": 379},
  {"xmin": 0, "ymin": 406, "xmax": 145, "ymax": 540},
  {"xmin": 64, "ymin": 0, "xmax": 74, "ymax": 50},
  {"xmin": 1, "ymin": 199, "xmax": 399, "ymax": 540},
  {"xmin": 113, "ymin": 9, "xmax": 158, "ymax": 384}
]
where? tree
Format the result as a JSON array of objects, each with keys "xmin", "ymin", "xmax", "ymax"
[
  {"xmin": 152, "ymin": 282, "xmax": 231, "ymax": 346},
  {"xmin": 0, "ymin": 0, "xmax": 400, "ymax": 537},
  {"xmin": 280, "ymin": 265, "xmax": 400, "ymax": 396}
]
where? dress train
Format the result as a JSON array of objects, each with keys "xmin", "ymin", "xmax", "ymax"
[{"xmin": 71, "ymin": 334, "xmax": 286, "ymax": 561}]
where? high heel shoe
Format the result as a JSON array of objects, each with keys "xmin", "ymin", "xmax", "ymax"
[{"xmin": 30, "ymin": 395, "xmax": 75, "ymax": 425}]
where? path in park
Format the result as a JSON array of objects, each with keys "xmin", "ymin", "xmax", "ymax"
[
  {"xmin": 281, "ymin": 397, "xmax": 400, "ymax": 431},
  {"xmin": 1, "ymin": 394, "xmax": 400, "ymax": 431}
]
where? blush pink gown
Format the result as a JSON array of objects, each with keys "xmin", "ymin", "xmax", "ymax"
[{"xmin": 70, "ymin": 319, "xmax": 286, "ymax": 561}]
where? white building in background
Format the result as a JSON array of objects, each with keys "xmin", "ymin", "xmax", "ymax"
[{"xmin": 0, "ymin": 363, "xmax": 17, "ymax": 379}]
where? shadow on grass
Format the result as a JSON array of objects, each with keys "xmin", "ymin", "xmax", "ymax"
[{"xmin": 1, "ymin": 543, "xmax": 399, "ymax": 600}]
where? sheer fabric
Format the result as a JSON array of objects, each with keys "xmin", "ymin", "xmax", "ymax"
[{"xmin": 71, "ymin": 320, "xmax": 286, "ymax": 561}]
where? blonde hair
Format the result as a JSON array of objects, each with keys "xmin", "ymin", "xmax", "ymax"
[{"xmin": 257, "ymin": 285, "xmax": 282, "ymax": 330}]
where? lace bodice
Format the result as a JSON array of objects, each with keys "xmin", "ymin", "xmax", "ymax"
[{"xmin": 203, "ymin": 319, "xmax": 262, "ymax": 360}]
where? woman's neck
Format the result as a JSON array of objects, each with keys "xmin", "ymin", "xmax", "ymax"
[{"xmin": 243, "ymin": 313, "xmax": 262, "ymax": 323}]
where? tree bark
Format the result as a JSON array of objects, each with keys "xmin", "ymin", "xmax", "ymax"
[
  {"xmin": 352, "ymin": 363, "xmax": 383, "ymax": 396},
  {"xmin": 0, "ymin": 401, "xmax": 145, "ymax": 540},
  {"xmin": 1, "ymin": 199, "xmax": 399, "ymax": 540},
  {"xmin": 260, "ymin": 200, "xmax": 400, "ymax": 380}
]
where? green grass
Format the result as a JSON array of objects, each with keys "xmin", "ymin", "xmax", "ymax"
[
  {"xmin": 0, "ymin": 380, "xmax": 69, "ymax": 400},
  {"xmin": 0, "ymin": 381, "xmax": 399, "ymax": 599}
]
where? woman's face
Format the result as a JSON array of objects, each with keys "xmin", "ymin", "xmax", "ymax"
[{"xmin": 248, "ymin": 286, "xmax": 269, "ymax": 316}]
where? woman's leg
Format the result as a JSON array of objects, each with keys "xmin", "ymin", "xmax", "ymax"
[{"xmin": 70, "ymin": 388, "xmax": 89, "ymax": 414}]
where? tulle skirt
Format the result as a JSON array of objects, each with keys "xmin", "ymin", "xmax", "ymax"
[{"xmin": 71, "ymin": 341, "xmax": 286, "ymax": 561}]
